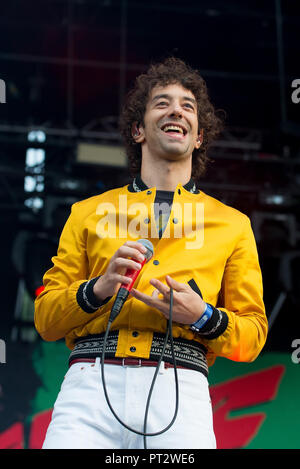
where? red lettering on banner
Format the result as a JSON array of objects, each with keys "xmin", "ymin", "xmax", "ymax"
[
  {"xmin": 0, "ymin": 423, "xmax": 24, "ymax": 449},
  {"xmin": 210, "ymin": 365, "xmax": 285, "ymax": 449},
  {"xmin": 28, "ymin": 409, "xmax": 53, "ymax": 449}
]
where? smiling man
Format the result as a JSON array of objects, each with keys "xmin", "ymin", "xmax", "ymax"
[
  {"xmin": 137, "ymin": 84, "xmax": 201, "ymax": 161},
  {"xmin": 35, "ymin": 57, "xmax": 268, "ymax": 450}
]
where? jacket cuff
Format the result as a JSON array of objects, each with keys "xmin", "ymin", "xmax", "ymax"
[
  {"xmin": 196, "ymin": 305, "xmax": 228, "ymax": 340},
  {"xmin": 76, "ymin": 276, "xmax": 112, "ymax": 314}
]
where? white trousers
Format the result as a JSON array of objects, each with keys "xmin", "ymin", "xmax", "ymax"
[{"xmin": 42, "ymin": 358, "xmax": 216, "ymax": 449}]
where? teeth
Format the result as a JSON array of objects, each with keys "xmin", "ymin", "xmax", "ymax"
[{"xmin": 162, "ymin": 125, "xmax": 184, "ymax": 134}]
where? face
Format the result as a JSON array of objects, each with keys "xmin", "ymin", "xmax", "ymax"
[{"xmin": 134, "ymin": 83, "xmax": 202, "ymax": 162}]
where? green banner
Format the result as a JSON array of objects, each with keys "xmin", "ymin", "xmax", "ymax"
[{"xmin": 0, "ymin": 339, "xmax": 299, "ymax": 449}]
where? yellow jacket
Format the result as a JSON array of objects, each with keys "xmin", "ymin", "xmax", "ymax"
[{"xmin": 34, "ymin": 180, "xmax": 267, "ymax": 368}]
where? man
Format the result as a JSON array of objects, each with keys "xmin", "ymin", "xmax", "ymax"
[{"xmin": 34, "ymin": 57, "xmax": 268, "ymax": 449}]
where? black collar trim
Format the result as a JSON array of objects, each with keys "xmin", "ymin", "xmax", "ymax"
[{"xmin": 128, "ymin": 174, "xmax": 199, "ymax": 194}]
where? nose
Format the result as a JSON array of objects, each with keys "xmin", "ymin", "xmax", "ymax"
[{"xmin": 169, "ymin": 101, "xmax": 183, "ymax": 118}]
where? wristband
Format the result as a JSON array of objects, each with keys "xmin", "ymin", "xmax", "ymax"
[
  {"xmin": 190, "ymin": 303, "xmax": 213, "ymax": 332},
  {"xmin": 77, "ymin": 276, "xmax": 112, "ymax": 314}
]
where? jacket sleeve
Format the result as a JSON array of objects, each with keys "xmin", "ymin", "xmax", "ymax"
[
  {"xmin": 199, "ymin": 216, "xmax": 268, "ymax": 362},
  {"xmin": 34, "ymin": 203, "xmax": 109, "ymax": 342}
]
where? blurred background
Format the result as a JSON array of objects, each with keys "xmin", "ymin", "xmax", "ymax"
[{"xmin": 0, "ymin": 0, "xmax": 300, "ymax": 449}]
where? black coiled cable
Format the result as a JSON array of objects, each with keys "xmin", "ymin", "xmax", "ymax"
[{"xmin": 100, "ymin": 287, "xmax": 179, "ymax": 449}]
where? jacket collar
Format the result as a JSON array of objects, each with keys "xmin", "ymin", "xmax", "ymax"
[{"xmin": 128, "ymin": 174, "xmax": 199, "ymax": 194}]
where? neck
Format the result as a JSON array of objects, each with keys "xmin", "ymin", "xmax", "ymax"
[{"xmin": 141, "ymin": 156, "xmax": 192, "ymax": 191}]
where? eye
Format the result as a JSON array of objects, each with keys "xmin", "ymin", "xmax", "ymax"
[
  {"xmin": 183, "ymin": 102, "xmax": 195, "ymax": 110},
  {"xmin": 156, "ymin": 101, "xmax": 168, "ymax": 107}
]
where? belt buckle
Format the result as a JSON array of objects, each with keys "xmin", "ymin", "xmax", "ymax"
[{"xmin": 122, "ymin": 358, "xmax": 142, "ymax": 367}]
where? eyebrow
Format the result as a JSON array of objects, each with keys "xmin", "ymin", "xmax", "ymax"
[{"xmin": 151, "ymin": 93, "xmax": 197, "ymax": 106}]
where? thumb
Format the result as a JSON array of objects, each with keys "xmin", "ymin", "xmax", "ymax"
[{"xmin": 165, "ymin": 275, "xmax": 186, "ymax": 292}]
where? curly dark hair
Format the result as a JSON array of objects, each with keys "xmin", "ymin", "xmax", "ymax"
[{"xmin": 119, "ymin": 57, "xmax": 224, "ymax": 181}]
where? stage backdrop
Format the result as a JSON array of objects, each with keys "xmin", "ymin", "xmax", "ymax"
[{"xmin": 0, "ymin": 337, "xmax": 299, "ymax": 449}]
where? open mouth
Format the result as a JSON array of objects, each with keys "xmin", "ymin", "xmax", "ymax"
[{"xmin": 160, "ymin": 123, "xmax": 187, "ymax": 138}]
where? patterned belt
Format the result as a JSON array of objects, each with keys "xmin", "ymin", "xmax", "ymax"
[
  {"xmin": 69, "ymin": 357, "xmax": 190, "ymax": 370},
  {"xmin": 69, "ymin": 330, "xmax": 208, "ymax": 377}
]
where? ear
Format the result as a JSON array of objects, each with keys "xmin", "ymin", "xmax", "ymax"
[
  {"xmin": 195, "ymin": 128, "xmax": 204, "ymax": 149},
  {"xmin": 131, "ymin": 122, "xmax": 145, "ymax": 143}
]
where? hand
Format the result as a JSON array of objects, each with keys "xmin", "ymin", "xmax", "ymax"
[
  {"xmin": 130, "ymin": 275, "xmax": 206, "ymax": 325},
  {"xmin": 93, "ymin": 241, "xmax": 147, "ymax": 301}
]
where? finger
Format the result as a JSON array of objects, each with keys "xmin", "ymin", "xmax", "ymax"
[
  {"xmin": 112, "ymin": 274, "xmax": 133, "ymax": 285},
  {"xmin": 151, "ymin": 288, "xmax": 162, "ymax": 300},
  {"xmin": 124, "ymin": 240, "xmax": 148, "ymax": 255},
  {"xmin": 130, "ymin": 288, "xmax": 154, "ymax": 306},
  {"xmin": 149, "ymin": 278, "xmax": 171, "ymax": 297},
  {"xmin": 117, "ymin": 245, "xmax": 146, "ymax": 263},
  {"xmin": 130, "ymin": 288, "xmax": 169, "ymax": 311},
  {"xmin": 113, "ymin": 257, "xmax": 142, "ymax": 272},
  {"xmin": 165, "ymin": 275, "xmax": 186, "ymax": 292}
]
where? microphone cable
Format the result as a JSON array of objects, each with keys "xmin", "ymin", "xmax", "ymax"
[{"xmin": 100, "ymin": 286, "xmax": 179, "ymax": 449}]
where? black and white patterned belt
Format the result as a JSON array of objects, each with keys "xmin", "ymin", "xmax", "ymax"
[{"xmin": 69, "ymin": 330, "xmax": 208, "ymax": 377}]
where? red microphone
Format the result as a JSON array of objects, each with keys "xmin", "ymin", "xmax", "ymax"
[
  {"xmin": 108, "ymin": 239, "xmax": 154, "ymax": 323},
  {"xmin": 120, "ymin": 239, "xmax": 153, "ymax": 291}
]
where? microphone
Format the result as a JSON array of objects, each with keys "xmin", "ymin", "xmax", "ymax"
[{"xmin": 108, "ymin": 239, "xmax": 154, "ymax": 323}]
